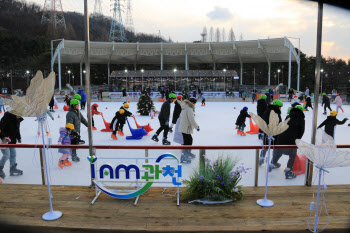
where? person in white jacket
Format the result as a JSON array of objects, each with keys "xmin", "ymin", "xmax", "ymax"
[{"xmin": 179, "ymin": 97, "xmax": 200, "ymax": 163}]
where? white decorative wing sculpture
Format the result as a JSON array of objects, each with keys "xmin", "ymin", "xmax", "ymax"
[
  {"xmin": 5, "ymin": 71, "xmax": 55, "ymax": 117},
  {"xmin": 296, "ymin": 129, "xmax": 350, "ymax": 168},
  {"xmin": 249, "ymin": 111, "xmax": 290, "ymax": 136}
]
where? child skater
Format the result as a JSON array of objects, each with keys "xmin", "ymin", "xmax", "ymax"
[
  {"xmin": 242, "ymin": 91, "xmax": 247, "ymax": 101},
  {"xmin": 200, "ymin": 94, "xmax": 206, "ymax": 106},
  {"xmin": 333, "ymin": 94, "xmax": 344, "ymax": 113},
  {"xmin": 0, "ymin": 94, "xmax": 5, "ymax": 114},
  {"xmin": 57, "ymin": 123, "xmax": 75, "ymax": 168},
  {"xmin": 235, "ymin": 107, "xmax": 251, "ymax": 136},
  {"xmin": 322, "ymin": 93, "xmax": 332, "ymax": 115},
  {"xmin": 317, "ymin": 111, "xmax": 348, "ymax": 138},
  {"xmin": 91, "ymin": 103, "xmax": 101, "ymax": 130},
  {"xmin": 304, "ymin": 95, "xmax": 313, "ymax": 111},
  {"xmin": 110, "ymin": 109, "xmax": 126, "ymax": 139}
]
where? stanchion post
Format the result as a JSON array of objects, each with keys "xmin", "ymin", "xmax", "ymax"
[
  {"xmin": 39, "ymin": 148, "xmax": 46, "ymax": 185},
  {"xmin": 255, "ymin": 149, "xmax": 259, "ymax": 187},
  {"xmin": 199, "ymin": 148, "xmax": 205, "ymax": 173}
]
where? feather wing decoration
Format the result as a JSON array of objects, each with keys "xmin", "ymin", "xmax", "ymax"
[
  {"xmin": 296, "ymin": 129, "xmax": 350, "ymax": 168},
  {"xmin": 249, "ymin": 111, "xmax": 290, "ymax": 136},
  {"xmin": 5, "ymin": 71, "xmax": 56, "ymax": 117}
]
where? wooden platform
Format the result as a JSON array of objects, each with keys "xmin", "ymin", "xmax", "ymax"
[{"xmin": 1, "ymin": 184, "xmax": 350, "ymax": 233}]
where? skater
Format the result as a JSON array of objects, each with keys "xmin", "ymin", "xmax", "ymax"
[
  {"xmin": 270, "ymin": 105, "xmax": 305, "ymax": 179},
  {"xmin": 165, "ymin": 89, "xmax": 169, "ymax": 100},
  {"xmin": 49, "ymin": 95, "xmax": 54, "ymax": 112},
  {"xmin": 287, "ymin": 102, "xmax": 301, "ymax": 115},
  {"xmin": 64, "ymin": 95, "xmax": 71, "ymax": 107},
  {"xmin": 110, "ymin": 109, "xmax": 126, "ymax": 139},
  {"xmin": 120, "ymin": 103, "xmax": 133, "ymax": 118},
  {"xmin": 91, "ymin": 103, "xmax": 101, "ymax": 130},
  {"xmin": 80, "ymin": 90, "xmax": 87, "ymax": 110},
  {"xmin": 170, "ymin": 95, "xmax": 183, "ymax": 133},
  {"xmin": 292, "ymin": 94, "xmax": 299, "ymax": 103},
  {"xmin": 269, "ymin": 88, "xmax": 274, "ymax": 101},
  {"xmin": 235, "ymin": 107, "xmax": 251, "ymax": 136},
  {"xmin": 57, "ymin": 123, "xmax": 75, "ymax": 168},
  {"xmin": 242, "ymin": 91, "xmax": 246, "ymax": 101},
  {"xmin": 179, "ymin": 97, "xmax": 200, "ymax": 163},
  {"xmin": 288, "ymin": 88, "xmax": 294, "ymax": 102},
  {"xmin": 257, "ymin": 94, "xmax": 267, "ymax": 139},
  {"xmin": 0, "ymin": 112, "xmax": 24, "ymax": 179},
  {"xmin": 305, "ymin": 87, "xmax": 309, "ymax": 96},
  {"xmin": 193, "ymin": 89, "xmax": 197, "ymax": 98},
  {"xmin": 99, "ymin": 88, "xmax": 103, "ymax": 101},
  {"xmin": 200, "ymin": 94, "xmax": 206, "ymax": 106},
  {"xmin": 317, "ymin": 111, "xmax": 348, "ymax": 138},
  {"xmin": 333, "ymin": 94, "xmax": 344, "ymax": 113},
  {"xmin": 252, "ymin": 91, "xmax": 256, "ymax": 104},
  {"xmin": 304, "ymin": 95, "xmax": 313, "ymax": 111},
  {"xmin": 265, "ymin": 89, "xmax": 271, "ymax": 104},
  {"xmin": 259, "ymin": 100, "xmax": 283, "ymax": 164},
  {"xmin": 122, "ymin": 88, "xmax": 127, "ymax": 102},
  {"xmin": 37, "ymin": 109, "xmax": 54, "ymax": 136},
  {"xmin": 66, "ymin": 99, "xmax": 88, "ymax": 162},
  {"xmin": 321, "ymin": 93, "xmax": 332, "ymax": 115},
  {"xmin": 298, "ymin": 93, "xmax": 305, "ymax": 103},
  {"xmin": 0, "ymin": 94, "xmax": 5, "ymax": 114},
  {"xmin": 152, "ymin": 93, "xmax": 177, "ymax": 145}
]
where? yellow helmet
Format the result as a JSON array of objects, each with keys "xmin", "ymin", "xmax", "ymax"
[
  {"xmin": 119, "ymin": 109, "xmax": 125, "ymax": 114},
  {"xmin": 330, "ymin": 111, "xmax": 338, "ymax": 117},
  {"xmin": 65, "ymin": 123, "xmax": 74, "ymax": 130},
  {"xmin": 123, "ymin": 103, "xmax": 129, "ymax": 108}
]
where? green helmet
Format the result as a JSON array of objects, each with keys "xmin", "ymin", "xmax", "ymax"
[
  {"xmin": 73, "ymin": 94, "xmax": 81, "ymax": 100},
  {"xmin": 70, "ymin": 99, "xmax": 80, "ymax": 106},
  {"xmin": 273, "ymin": 99, "xmax": 283, "ymax": 107},
  {"xmin": 266, "ymin": 89, "xmax": 269, "ymax": 92},
  {"xmin": 260, "ymin": 94, "xmax": 267, "ymax": 100},
  {"xmin": 295, "ymin": 105, "xmax": 304, "ymax": 112},
  {"xmin": 322, "ymin": 93, "xmax": 326, "ymax": 96},
  {"xmin": 169, "ymin": 93, "xmax": 176, "ymax": 99}
]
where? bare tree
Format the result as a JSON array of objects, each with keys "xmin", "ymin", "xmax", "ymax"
[
  {"xmin": 229, "ymin": 28, "xmax": 235, "ymax": 41},
  {"xmin": 215, "ymin": 27, "xmax": 220, "ymax": 42},
  {"xmin": 209, "ymin": 26, "xmax": 214, "ymax": 42},
  {"xmin": 222, "ymin": 28, "xmax": 226, "ymax": 42}
]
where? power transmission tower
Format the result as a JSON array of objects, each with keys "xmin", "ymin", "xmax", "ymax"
[
  {"xmin": 93, "ymin": 0, "xmax": 103, "ymax": 15},
  {"xmin": 239, "ymin": 33, "xmax": 243, "ymax": 41},
  {"xmin": 215, "ymin": 27, "xmax": 220, "ymax": 42},
  {"xmin": 229, "ymin": 28, "xmax": 236, "ymax": 41},
  {"xmin": 222, "ymin": 28, "xmax": 226, "ymax": 42},
  {"xmin": 110, "ymin": 0, "xmax": 127, "ymax": 42},
  {"xmin": 209, "ymin": 27, "xmax": 214, "ymax": 42},
  {"xmin": 200, "ymin": 26, "xmax": 207, "ymax": 42},
  {"xmin": 41, "ymin": 0, "xmax": 66, "ymax": 29},
  {"xmin": 125, "ymin": 0, "xmax": 135, "ymax": 33}
]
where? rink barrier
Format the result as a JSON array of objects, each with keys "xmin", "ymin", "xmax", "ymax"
[{"xmin": 2, "ymin": 144, "xmax": 350, "ymax": 186}]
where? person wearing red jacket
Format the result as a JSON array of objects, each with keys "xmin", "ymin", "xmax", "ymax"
[{"xmin": 91, "ymin": 103, "xmax": 101, "ymax": 130}]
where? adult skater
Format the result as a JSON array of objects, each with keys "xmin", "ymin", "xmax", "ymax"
[
  {"xmin": 265, "ymin": 89, "xmax": 271, "ymax": 104},
  {"xmin": 304, "ymin": 95, "xmax": 313, "ymax": 111},
  {"xmin": 333, "ymin": 94, "xmax": 344, "ymax": 113},
  {"xmin": 235, "ymin": 107, "xmax": 251, "ymax": 136},
  {"xmin": 270, "ymin": 105, "xmax": 305, "ymax": 179},
  {"xmin": 269, "ymin": 88, "xmax": 274, "ymax": 101},
  {"xmin": 99, "ymin": 88, "xmax": 103, "ymax": 101},
  {"xmin": 49, "ymin": 96, "xmax": 54, "ymax": 112},
  {"xmin": 317, "ymin": 111, "xmax": 348, "ymax": 138},
  {"xmin": 322, "ymin": 93, "xmax": 332, "ymax": 115},
  {"xmin": 179, "ymin": 97, "xmax": 200, "ymax": 163},
  {"xmin": 37, "ymin": 109, "xmax": 54, "ymax": 136},
  {"xmin": 170, "ymin": 95, "xmax": 183, "ymax": 133},
  {"xmin": 288, "ymin": 88, "xmax": 294, "ymax": 102},
  {"xmin": 259, "ymin": 100, "xmax": 283, "ymax": 165},
  {"xmin": 122, "ymin": 88, "xmax": 127, "ymax": 102},
  {"xmin": 0, "ymin": 112, "xmax": 24, "ymax": 179},
  {"xmin": 0, "ymin": 94, "xmax": 5, "ymax": 114},
  {"xmin": 66, "ymin": 99, "xmax": 88, "ymax": 162},
  {"xmin": 257, "ymin": 94, "xmax": 267, "ymax": 139},
  {"xmin": 152, "ymin": 93, "xmax": 176, "ymax": 145},
  {"xmin": 80, "ymin": 90, "xmax": 87, "ymax": 110},
  {"xmin": 305, "ymin": 87, "xmax": 309, "ymax": 96}
]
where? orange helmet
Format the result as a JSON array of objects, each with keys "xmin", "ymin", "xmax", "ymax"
[
  {"xmin": 0, "ymin": 94, "xmax": 2, "ymax": 97},
  {"xmin": 92, "ymin": 103, "xmax": 99, "ymax": 107}
]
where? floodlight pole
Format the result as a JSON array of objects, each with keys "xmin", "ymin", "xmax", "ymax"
[
  {"xmin": 307, "ymin": 0, "xmax": 323, "ymax": 186},
  {"xmin": 84, "ymin": 0, "xmax": 95, "ymax": 187}
]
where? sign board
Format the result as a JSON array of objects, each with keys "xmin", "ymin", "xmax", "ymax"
[{"xmin": 234, "ymin": 76, "xmax": 240, "ymax": 80}]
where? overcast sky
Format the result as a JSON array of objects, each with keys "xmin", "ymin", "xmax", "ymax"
[{"xmin": 30, "ymin": 0, "xmax": 350, "ymax": 61}]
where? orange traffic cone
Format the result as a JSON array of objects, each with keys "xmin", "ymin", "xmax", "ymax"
[
  {"xmin": 291, "ymin": 154, "xmax": 307, "ymax": 175},
  {"xmin": 246, "ymin": 118, "xmax": 259, "ymax": 134},
  {"xmin": 106, "ymin": 107, "xmax": 108, "ymax": 109},
  {"xmin": 57, "ymin": 115, "xmax": 60, "ymax": 118}
]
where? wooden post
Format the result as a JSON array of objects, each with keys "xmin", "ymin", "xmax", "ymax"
[
  {"xmin": 199, "ymin": 148, "xmax": 205, "ymax": 173},
  {"xmin": 255, "ymin": 149, "xmax": 259, "ymax": 187},
  {"xmin": 39, "ymin": 148, "xmax": 46, "ymax": 185},
  {"xmin": 145, "ymin": 149, "xmax": 149, "ymax": 181}
]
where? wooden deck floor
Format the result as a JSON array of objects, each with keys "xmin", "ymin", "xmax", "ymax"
[{"xmin": 0, "ymin": 184, "xmax": 350, "ymax": 233}]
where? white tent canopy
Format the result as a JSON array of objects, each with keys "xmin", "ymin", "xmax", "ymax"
[{"xmin": 51, "ymin": 37, "xmax": 300, "ymax": 91}]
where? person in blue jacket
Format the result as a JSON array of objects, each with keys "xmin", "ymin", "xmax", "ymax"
[
  {"xmin": 80, "ymin": 90, "xmax": 87, "ymax": 110},
  {"xmin": 269, "ymin": 88, "xmax": 274, "ymax": 101}
]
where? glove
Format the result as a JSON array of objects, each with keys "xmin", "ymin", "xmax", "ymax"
[
  {"xmin": 165, "ymin": 121, "xmax": 169, "ymax": 126},
  {"xmin": 197, "ymin": 128, "xmax": 200, "ymax": 132},
  {"xmin": 169, "ymin": 127, "xmax": 173, "ymax": 133},
  {"xmin": 18, "ymin": 139, "xmax": 22, "ymax": 143}
]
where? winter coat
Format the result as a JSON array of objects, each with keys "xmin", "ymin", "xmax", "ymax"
[
  {"xmin": 322, "ymin": 95, "xmax": 330, "ymax": 106},
  {"xmin": 257, "ymin": 99, "xmax": 267, "ymax": 117},
  {"xmin": 179, "ymin": 100, "xmax": 199, "ymax": 134},
  {"xmin": 81, "ymin": 91, "xmax": 87, "ymax": 102},
  {"xmin": 269, "ymin": 90, "xmax": 274, "ymax": 96},
  {"xmin": 318, "ymin": 116, "xmax": 347, "ymax": 138},
  {"xmin": 158, "ymin": 99, "xmax": 172, "ymax": 122},
  {"xmin": 110, "ymin": 112, "xmax": 125, "ymax": 128},
  {"xmin": 172, "ymin": 100, "xmax": 182, "ymax": 124},
  {"xmin": 242, "ymin": 92, "xmax": 247, "ymax": 97},
  {"xmin": 0, "ymin": 112, "xmax": 23, "ymax": 144},
  {"xmin": 265, "ymin": 92, "xmax": 271, "ymax": 103},
  {"xmin": 235, "ymin": 109, "xmax": 251, "ymax": 127},
  {"xmin": 262, "ymin": 105, "xmax": 282, "ymax": 145},
  {"xmin": 49, "ymin": 96, "xmax": 54, "ymax": 107},
  {"xmin": 333, "ymin": 96, "xmax": 343, "ymax": 107},
  {"xmin": 64, "ymin": 96, "xmax": 71, "ymax": 106},
  {"xmin": 288, "ymin": 89, "xmax": 294, "ymax": 95},
  {"xmin": 91, "ymin": 105, "xmax": 100, "ymax": 116},
  {"xmin": 193, "ymin": 90, "xmax": 197, "ymax": 97},
  {"xmin": 276, "ymin": 108, "xmax": 305, "ymax": 145},
  {"xmin": 58, "ymin": 129, "xmax": 75, "ymax": 154},
  {"xmin": 305, "ymin": 89, "xmax": 309, "ymax": 96},
  {"xmin": 66, "ymin": 106, "xmax": 88, "ymax": 134},
  {"xmin": 305, "ymin": 96, "xmax": 312, "ymax": 107},
  {"xmin": 173, "ymin": 116, "xmax": 183, "ymax": 145},
  {"xmin": 0, "ymin": 97, "xmax": 5, "ymax": 105},
  {"xmin": 122, "ymin": 89, "xmax": 127, "ymax": 97}
]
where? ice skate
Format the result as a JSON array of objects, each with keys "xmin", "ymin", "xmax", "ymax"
[
  {"xmin": 92, "ymin": 126, "xmax": 97, "ymax": 130},
  {"xmin": 58, "ymin": 160, "xmax": 65, "ymax": 169},
  {"xmin": 323, "ymin": 112, "xmax": 327, "ymax": 115},
  {"xmin": 259, "ymin": 157, "xmax": 265, "ymax": 166},
  {"xmin": 151, "ymin": 134, "xmax": 159, "ymax": 142},
  {"xmin": 162, "ymin": 138, "xmax": 171, "ymax": 145},
  {"xmin": 71, "ymin": 154, "xmax": 80, "ymax": 162},
  {"xmin": 9, "ymin": 163, "xmax": 23, "ymax": 176},
  {"xmin": 240, "ymin": 131, "xmax": 246, "ymax": 136},
  {"xmin": 285, "ymin": 169, "xmax": 297, "ymax": 179},
  {"xmin": 180, "ymin": 153, "xmax": 192, "ymax": 164},
  {"xmin": 268, "ymin": 163, "xmax": 281, "ymax": 172},
  {"xmin": 258, "ymin": 133, "xmax": 263, "ymax": 140},
  {"xmin": 111, "ymin": 133, "xmax": 118, "ymax": 140},
  {"xmin": 117, "ymin": 130, "xmax": 124, "ymax": 136},
  {"xmin": 237, "ymin": 130, "xmax": 241, "ymax": 135},
  {"xmin": 64, "ymin": 159, "xmax": 72, "ymax": 166},
  {"xmin": 0, "ymin": 166, "xmax": 5, "ymax": 179}
]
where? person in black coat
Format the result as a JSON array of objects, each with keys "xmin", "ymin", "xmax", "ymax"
[
  {"xmin": 265, "ymin": 90, "xmax": 271, "ymax": 104},
  {"xmin": 270, "ymin": 106, "xmax": 305, "ymax": 179},
  {"xmin": 165, "ymin": 89, "xmax": 169, "ymax": 100},
  {"xmin": 152, "ymin": 94, "xmax": 176, "ymax": 145},
  {"xmin": 49, "ymin": 96, "xmax": 55, "ymax": 112},
  {"xmin": 235, "ymin": 107, "xmax": 251, "ymax": 136},
  {"xmin": 170, "ymin": 95, "xmax": 183, "ymax": 132},
  {"xmin": 288, "ymin": 88, "xmax": 294, "ymax": 102},
  {"xmin": 64, "ymin": 95, "xmax": 71, "ymax": 107},
  {"xmin": 304, "ymin": 95, "xmax": 313, "ymax": 111},
  {"xmin": 110, "ymin": 109, "xmax": 126, "ymax": 138},
  {"xmin": 0, "ymin": 112, "xmax": 24, "ymax": 179},
  {"xmin": 321, "ymin": 93, "xmax": 332, "ymax": 114},
  {"xmin": 317, "ymin": 111, "xmax": 348, "ymax": 138},
  {"xmin": 257, "ymin": 94, "xmax": 268, "ymax": 139}
]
